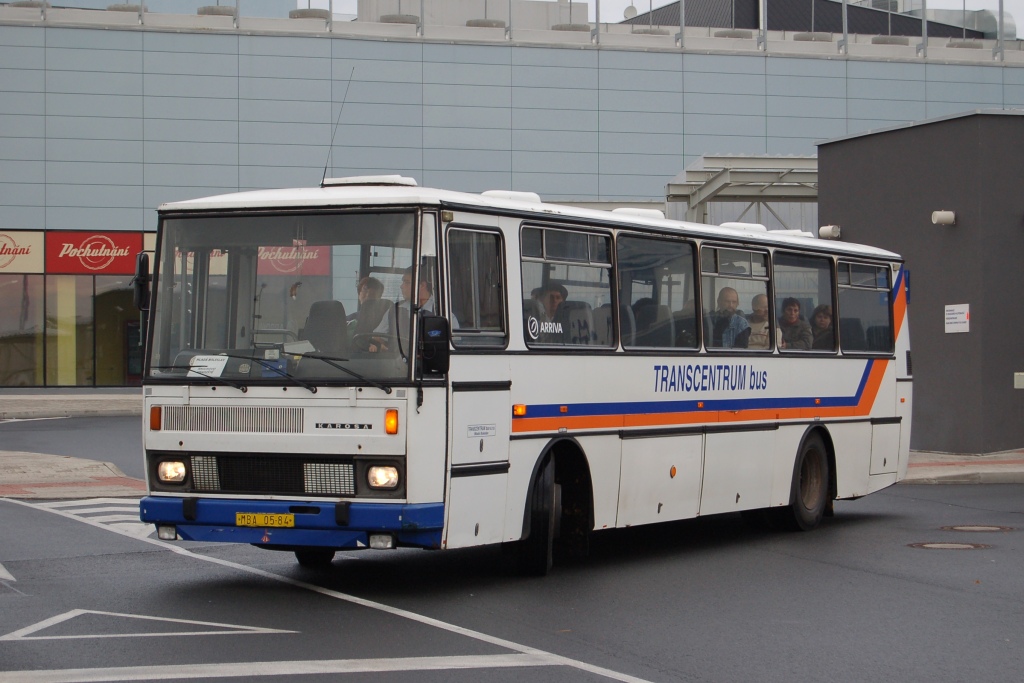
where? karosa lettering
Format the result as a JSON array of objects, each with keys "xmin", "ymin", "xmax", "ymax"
[{"xmin": 652, "ymin": 363, "xmax": 768, "ymax": 393}]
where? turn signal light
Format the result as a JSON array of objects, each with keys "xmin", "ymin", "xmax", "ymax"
[
  {"xmin": 513, "ymin": 404, "xmax": 527, "ymax": 417},
  {"xmin": 150, "ymin": 406, "xmax": 162, "ymax": 431},
  {"xmin": 385, "ymin": 409, "xmax": 399, "ymax": 435}
]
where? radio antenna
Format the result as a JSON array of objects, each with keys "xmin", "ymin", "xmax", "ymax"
[{"xmin": 321, "ymin": 67, "xmax": 355, "ymax": 187}]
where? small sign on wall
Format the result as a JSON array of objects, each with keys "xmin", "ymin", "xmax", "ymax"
[{"xmin": 944, "ymin": 304, "xmax": 970, "ymax": 333}]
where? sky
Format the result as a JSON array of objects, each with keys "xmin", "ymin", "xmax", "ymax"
[{"xmin": 316, "ymin": 0, "xmax": 1023, "ymax": 37}]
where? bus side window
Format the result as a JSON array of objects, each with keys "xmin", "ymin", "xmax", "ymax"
[
  {"xmin": 837, "ymin": 262, "xmax": 892, "ymax": 353},
  {"xmin": 520, "ymin": 226, "xmax": 612, "ymax": 348},
  {"xmin": 700, "ymin": 246, "xmax": 769, "ymax": 351},
  {"xmin": 617, "ymin": 234, "xmax": 697, "ymax": 350},
  {"xmin": 774, "ymin": 252, "xmax": 834, "ymax": 352},
  {"xmin": 447, "ymin": 228, "xmax": 507, "ymax": 348}
]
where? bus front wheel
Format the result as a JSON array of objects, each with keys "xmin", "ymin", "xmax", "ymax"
[
  {"xmin": 775, "ymin": 433, "xmax": 830, "ymax": 531},
  {"xmin": 519, "ymin": 457, "xmax": 560, "ymax": 576},
  {"xmin": 295, "ymin": 548, "xmax": 335, "ymax": 568}
]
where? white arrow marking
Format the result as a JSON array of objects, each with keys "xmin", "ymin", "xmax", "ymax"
[
  {"xmin": 0, "ymin": 609, "xmax": 296, "ymax": 641},
  {"xmin": 0, "ymin": 562, "xmax": 14, "ymax": 582}
]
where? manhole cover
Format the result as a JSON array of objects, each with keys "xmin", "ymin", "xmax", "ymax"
[
  {"xmin": 939, "ymin": 525, "xmax": 1013, "ymax": 533},
  {"xmin": 908, "ymin": 542, "xmax": 990, "ymax": 550}
]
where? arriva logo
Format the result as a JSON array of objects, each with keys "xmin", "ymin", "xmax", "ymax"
[
  {"xmin": 58, "ymin": 235, "xmax": 129, "ymax": 271},
  {"xmin": 0, "ymin": 233, "xmax": 32, "ymax": 269}
]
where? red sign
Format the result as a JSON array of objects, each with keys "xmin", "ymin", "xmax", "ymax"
[
  {"xmin": 45, "ymin": 231, "xmax": 144, "ymax": 275},
  {"xmin": 257, "ymin": 244, "xmax": 330, "ymax": 276}
]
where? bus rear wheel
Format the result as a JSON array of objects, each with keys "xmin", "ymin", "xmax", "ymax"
[
  {"xmin": 775, "ymin": 433, "xmax": 830, "ymax": 531},
  {"xmin": 295, "ymin": 548, "xmax": 335, "ymax": 568}
]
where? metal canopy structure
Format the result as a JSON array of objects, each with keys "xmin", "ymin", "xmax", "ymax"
[{"xmin": 666, "ymin": 155, "xmax": 818, "ymax": 224}]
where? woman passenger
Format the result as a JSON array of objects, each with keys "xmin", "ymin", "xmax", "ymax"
[{"xmin": 811, "ymin": 304, "xmax": 835, "ymax": 350}]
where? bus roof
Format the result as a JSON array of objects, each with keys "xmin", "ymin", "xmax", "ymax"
[{"xmin": 158, "ymin": 177, "xmax": 900, "ymax": 261}]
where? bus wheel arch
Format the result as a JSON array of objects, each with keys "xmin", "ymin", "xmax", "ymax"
[
  {"xmin": 776, "ymin": 427, "xmax": 832, "ymax": 531},
  {"xmin": 516, "ymin": 438, "xmax": 594, "ymax": 574}
]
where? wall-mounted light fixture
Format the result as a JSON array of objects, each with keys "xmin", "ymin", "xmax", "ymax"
[
  {"xmin": 931, "ymin": 210, "xmax": 956, "ymax": 225},
  {"xmin": 818, "ymin": 224, "xmax": 841, "ymax": 240}
]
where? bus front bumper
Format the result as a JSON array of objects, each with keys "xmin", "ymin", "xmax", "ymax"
[{"xmin": 139, "ymin": 496, "xmax": 444, "ymax": 550}]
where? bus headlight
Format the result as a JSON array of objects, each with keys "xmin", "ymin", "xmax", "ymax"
[
  {"xmin": 367, "ymin": 466, "xmax": 399, "ymax": 489},
  {"xmin": 157, "ymin": 461, "xmax": 187, "ymax": 483}
]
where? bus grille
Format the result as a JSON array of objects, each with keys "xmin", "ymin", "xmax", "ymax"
[
  {"xmin": 190, "ymin": 454, "xmax": 355, "ymax": 496},
  {"xmin": 163, "ymin": 406, "xmax": 304, "ymax": 433}
]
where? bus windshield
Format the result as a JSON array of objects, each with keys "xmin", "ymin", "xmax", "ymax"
[{"xmin": 147, "ymin": 210, "xmax": 418, "ymax": 386}]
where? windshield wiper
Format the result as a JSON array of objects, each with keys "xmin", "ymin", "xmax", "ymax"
[
  {"xmin": 295, "ymin": 352, "xmax": 393, "ymax": 395},
  {"xmin": 219, "ymin": 351, "xmax": 318, "ymax": 394},
  {"xmin": 151, "ymin": 365, "xmax": 248, "ymax": 393}
]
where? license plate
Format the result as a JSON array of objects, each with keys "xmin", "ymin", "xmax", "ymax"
[{"xmin": 236, "ymin": 513, "xmax": 294, "ymax": 528}]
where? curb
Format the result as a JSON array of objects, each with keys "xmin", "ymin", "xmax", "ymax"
[{"xmin": 0, "ymin": 396, "xmax": 142, "ymax": 420}]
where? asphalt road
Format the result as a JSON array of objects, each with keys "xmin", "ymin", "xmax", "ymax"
[
  {"xmin": 0, "ymin": 416, "xmax": 144, "ymax": 479},
  {"xmin": 1, "ymin": 418, "xmax": 1022, "ymax": 682}
]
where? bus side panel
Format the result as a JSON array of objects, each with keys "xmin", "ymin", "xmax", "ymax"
[
  {"xmin": 576, "ymin": 435, "xmax": 622, "ymax": 533},
  {"xmin": 406, "ymin": 386, "xmax": 449, "ymax": 505},
  {"xmin": 829, "ymin": 422, "xmax": 872, "ymax": 499},
  {"xmin": 444, "ymin": 474, "xmax": 509, "ymax": 548},
  {"xmin": 869, "ymin": 363, "xmax": 899, "ymax": 475},
  {"xmin": 504, "ymin": 440, "xmax": 543, "ymax": 542},
  {"xmin": 616, "ymin": 435, "xmax": 702, "ymax": 527},
  {"xmin": 770, "ymin": 425, "xmax": 806, "ymax": 507},
  {"xmin": 896, "ymin": 384, "xmax": 912, "ymax": 480},
  {"xmin": 699, "ymin": 430, "xmax": 775, "ymax": 516}
]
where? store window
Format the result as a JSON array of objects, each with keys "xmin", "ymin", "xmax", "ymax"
[
  {"xmin": 0, "ymin": 274, "xmax": 44, "ymax": 386},
  {"xmin": 45, "ymin": 275, "xmax": 94, "ymax": 386},
  {"xmin": 95, "ymin": 276, "xmax": 139, "ymax": 386}
]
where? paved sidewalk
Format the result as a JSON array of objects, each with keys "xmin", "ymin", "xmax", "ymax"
[
  {"xmin": 0, "ymin": 451, "xmax": 146, "ymax": 499},
  {"xmin": 0, "ymin": 389, "xmax": 141, "ymax": 420}
]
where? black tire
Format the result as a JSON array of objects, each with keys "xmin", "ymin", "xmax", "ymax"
[
  {"xmin": 295, "ymin": 548, "xmax": 335, "ymax": 568},
  {"xmin": 518, "ymin": 457, "xmax": 558, "ymax": 576},
  {"xmin": 775, "ymin": 433, "xmax": 830, "ymax": 531}
]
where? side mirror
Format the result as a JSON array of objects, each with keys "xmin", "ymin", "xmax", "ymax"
[
  {"xmin": 132, "ymin": 252, "xmax": 151, "ymax": 311},
  {"xmin": 419, "ymin": 315, "xmax": 450, "ymax": 375}
]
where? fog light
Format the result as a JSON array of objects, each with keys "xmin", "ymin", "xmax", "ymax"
[
  {"xmin": 367, "ymin": 466, "xmax": 399, "ymax": 489},
  {"xmin": 369, "ymin": 534, "xmax": 394, "ymax": 549},
  {"xmin": 157, "ymin": 525, "xmax": 177, "ymax": 540},
  {"xmin": 157, "ymin": 461, "xmax": 186, "ymax": 483}
]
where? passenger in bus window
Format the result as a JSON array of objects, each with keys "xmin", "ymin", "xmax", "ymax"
[
  {"xmin": 709, "ymin": 287, "xmax": 750, "ymax": 348},
  {"xmin": 811, "ymin": 304, "xmax": 835, "ymax": 350},
  {"xmin": 746, "ymin": 293, "xmax": 771, "ymax": 349},
  {"xmin": 779, "ymin": 297, "xmax": 812, "ymax": 350},
  {"xmin": 540, "ymin": 282, "xmax": 567, "ymax": 322}
]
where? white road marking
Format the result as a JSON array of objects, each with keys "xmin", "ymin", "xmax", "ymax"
[
  {"xmin": 80, "ymin": 514, "xmax": 144, "ymax": 524},
  {"xmin": 0, "ymin": 417, "xmax": 67, "ymax": 424},
  {"xmin": 39, "ymin": 499, "xmax": 139, "ymax": 509},
  {"xmin": 0, "ymin": 561, "xmax": 14, "ymax": 582},
  {"xmin": 0, "ymin": 653, "xmax": 556, "ymax": 682},
  {"xmin": 2, "ymin": 496, "xmax": 655, "ymax": 683},
  {"xmin": 1, "ymin": 609, "xmax": 296, "ymax": 641},
  {"xmin": 33, "ymin": 498, "xmax": 155, "ymax": 539}
]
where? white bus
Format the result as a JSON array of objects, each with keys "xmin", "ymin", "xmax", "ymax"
[{"xmin": 137, "ymin": 176, "xmax": 911, "ymax": 574}]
